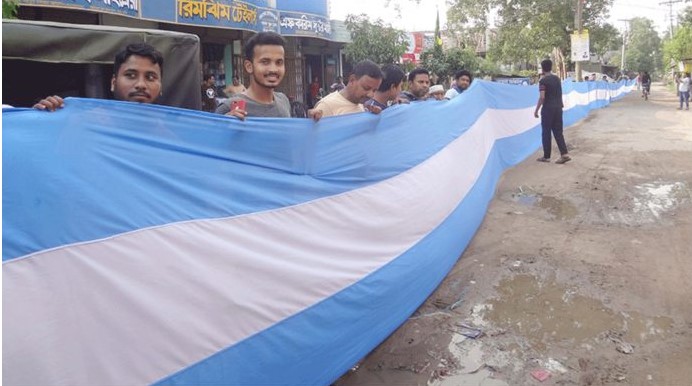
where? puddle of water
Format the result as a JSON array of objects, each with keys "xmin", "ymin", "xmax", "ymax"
[
  {"xmin": 632, "ymin": 182, "xmax": 688, "ymax": 219},
  {"xmin": 538, "ymin": 195, "xmax": 579, "ymax": 220},
  {"xmin": 480, "ymin": 276, "xmax": 674, "ymax": 351},
  {"xmin": 509, "ymin": 188, "xmax": 578, "ymax": 220},
  {"xmin": 483, "ymin": 275, "xmax": 623, "ymax": 350},
  {"xmin": 622, "ymin": 311, "xmax": 673, "ymax": 343}
]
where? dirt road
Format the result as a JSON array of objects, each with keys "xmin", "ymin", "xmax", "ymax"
[{"xmin": 337, "ymin": 84, "xmax": 692, "ymax": 386}]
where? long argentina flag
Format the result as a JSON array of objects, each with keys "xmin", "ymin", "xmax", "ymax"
[{"xmin": 3, "ymin": 79, "xmax": 634, "ymax": 385}]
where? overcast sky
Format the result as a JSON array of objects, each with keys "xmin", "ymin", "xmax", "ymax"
[{"xmin": 329, "ymin": 0, "xmax": 689, "ymax": 35}]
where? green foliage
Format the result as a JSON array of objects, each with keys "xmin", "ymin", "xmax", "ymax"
[
  {"xmin": 589, "ymin": 23, "xmax": 621, "ymax": 60},
  {"xmin": 343, "ymin": 14, "xmax": 408, "ymax": 65},
  {"xmin": 421, "ymin": 46, "xmax": 485, "ymax": 84},
  {"xmin": 3, "ymin": 0, "xmax": 19, "ymax": 18},
  {"xmin": 624, "ymin": 17, "xmax": 662, "ymax": 74},
  {"xmin": 446, "ymin": 0, "xmax": 616, "ymax": 65},
  {"xmin": 663, "ymin": 25, "xmax": 692, "ymax": 66}
]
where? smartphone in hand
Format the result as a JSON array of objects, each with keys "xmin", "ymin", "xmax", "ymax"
[{"xmin": 230, "ymin": 99, "xmax": 246, "ymax": 111}]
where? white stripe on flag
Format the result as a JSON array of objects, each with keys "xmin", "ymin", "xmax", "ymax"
[{"xmin": 3, "ymin": 107, "xmax": 539, "ymax": 385}]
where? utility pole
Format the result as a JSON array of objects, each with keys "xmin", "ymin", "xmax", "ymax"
[
  {"xmin": 660, "ymin": 0, "xmax": 682, "ymax": 38},
  {"xmin": 619, "ymin": 19, "xmax": 631, "ymax": 73},
  {"xmin": 574, "ymin": 0, "xmax": 584, "ymax": 81}
]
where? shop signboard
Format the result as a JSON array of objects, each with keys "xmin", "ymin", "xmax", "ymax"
[
  {"xmin": 19, "ymin": 0, "xmax": 138, "ymax": 17},
  {"xmin": 18, "ymin": 0, "xmax": 334, "ymax": 39}
]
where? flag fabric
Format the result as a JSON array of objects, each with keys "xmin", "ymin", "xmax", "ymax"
[{"xmin": 2, "ymin": 79, "xmax": 634, "ymax": 386}]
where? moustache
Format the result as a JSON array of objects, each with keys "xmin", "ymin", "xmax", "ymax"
[{"xmin": 129, "ymin": 91, "xmax": 151, "ymax": 98}]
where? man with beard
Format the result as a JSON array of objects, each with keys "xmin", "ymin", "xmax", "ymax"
[
  {"xmin": 33, "ymin": 43, "xmax": 164, "ymax": 110},
  {"xmin": 398, "ymin": 68, "xmax": 430, "ymax": 103},
  {"xmin": 216, "ymin": 32, "xmax": 291, "ymax": 119},
  {"xmin": 309, "ymin": 59, "xmax": 383, "ymax": 119},
  {"xmin": 444, "ymin": 70, "xmax": 472, "ymax": 100}
]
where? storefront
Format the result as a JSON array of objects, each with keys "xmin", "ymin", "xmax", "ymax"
[{"xmin": 15, "ymin": 0, "xmax": 349, "ymax": 105}]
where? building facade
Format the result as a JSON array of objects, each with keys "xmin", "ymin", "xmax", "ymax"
[{"xmin": 15, "ymin": 0, "xmax": 349, "ymax": 105}]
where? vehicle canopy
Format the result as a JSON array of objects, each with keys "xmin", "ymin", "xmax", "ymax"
[{"xmin": 2, "ymin": 19, "xmax": 202, "ymax": 110}]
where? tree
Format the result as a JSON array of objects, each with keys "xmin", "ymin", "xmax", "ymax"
[
  {"xmin": 3, "ymin": 0, "xmax": 19, "ymax": 18},
  {"xmin": 589, "ymin": 23, "xmax": 621, "ymax": 63},
  {"xmin": 663, "ymin": 25, "xmax": 692, "ymax": 67},
  {"xmin": 343, "ymin": 14, "xmax": 408, "ymax": 65},
  {"xmin": 446, "ymin": 0, "xmax": 614, "ymax": 66},
  {"xmin": 624, "ymin": 17, "xmax": 662, "ymax": 74},
  {"xmin": 421, "ymin": 46, "xmax": 481, "ymax": 84}
]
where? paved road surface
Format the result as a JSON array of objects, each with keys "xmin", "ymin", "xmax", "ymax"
[{"xmin": 337, "ymin": 83, "xmax": 692, "ymax": 386}]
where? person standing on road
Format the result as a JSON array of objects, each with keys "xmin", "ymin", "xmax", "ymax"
[
  {"xmin": 215, "ymin": 32, "xmax": 291, "ymax": 120},
  {"xmin": 677, "ymin": 72, "xmax": 690, "ymax": 110},
  {"xmin": 309, "ymin": 76, "xmax": 321, "ymax": 108},
  {"xmin": 201, "ymin": 74, "xmax": 217, "ymax": 112},
  {"xmin": 534, "ymin": 59, "xmax": 571, "ymax": 164}
]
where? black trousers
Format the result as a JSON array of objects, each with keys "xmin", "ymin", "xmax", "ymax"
[{"xmin": 541, "ymin": 107, "xmax": 568, "ymax": 158}]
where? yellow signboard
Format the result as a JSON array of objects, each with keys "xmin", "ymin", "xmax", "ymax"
[{"xmin": 571, "ymin": 30, "xmax": 590, "ymax": 62}]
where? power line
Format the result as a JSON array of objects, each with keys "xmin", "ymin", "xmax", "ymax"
[
  {"xmin": 659, "ymin": 0, "xmax": 683, "ymax": 38},
  {"xmin": 618, "ymin": 19, "xmax": 632, "ymax": 70}
]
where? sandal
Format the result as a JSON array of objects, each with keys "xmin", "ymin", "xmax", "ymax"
[
  {"xmin": 555, "ymin": 155, "xmax": 572, "ymax": 164},
  {"xmin": 536, "ymin": 157, "xmax": 550, "ymax": 162}
]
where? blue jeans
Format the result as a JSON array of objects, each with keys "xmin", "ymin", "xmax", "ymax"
[{"xmin": 680, "ymin": 91, "xmax": 690, "ymax": 109}]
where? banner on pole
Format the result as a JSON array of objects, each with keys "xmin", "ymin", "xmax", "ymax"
[{"xmin": 571, "ymin": 30, "xmax": 590, "ymax": 62}]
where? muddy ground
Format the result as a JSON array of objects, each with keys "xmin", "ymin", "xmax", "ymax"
[{"xmin": 336, "ymin": 84, "xmax": 692, "ymax": 386}]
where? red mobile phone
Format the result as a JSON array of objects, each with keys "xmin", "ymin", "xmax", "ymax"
[{"xmin": 231, "ymin": 99, "xmax": 246, "ymax": 111}]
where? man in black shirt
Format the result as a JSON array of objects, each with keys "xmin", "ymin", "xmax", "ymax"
[
  {"xmin": 640, "ymin": 71, "xmax": 651, "ymax": 100},
  {"xmin": 201, "ymin": 74, "xmax": 217, "ymax": 112},
  {"xmin": 534, "ymin": 59, "xmax": 570, "ymax": 164}
]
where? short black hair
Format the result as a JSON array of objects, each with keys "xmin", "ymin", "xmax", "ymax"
[
  {"xmin": 454, "ymin": 69, "xmax": 473, "ymax": 82},
  {"xmin": 378, "ymin": 64, "xmax": 405, "ymax": 92},
  {"xmin": 351, "ymin": 59, "xmax": 384, "ymax": 80},
  {"xmin": 114, "ymin": 43, "xmax": 164, "ymax": 78},
  {"xmin": 408, "ymin": 67, "xmax": 429, "ymax": 82},
  {"xmin": 541, "ymin": 59, "xmax": 553, "ymax": 73},
  {"xmin": 245, "ymin": 32, "xmax": 286, "ymax": 61},
  {"xmin": 203, "ymin": 73, "xmax": 214, "ymax": 82}
]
